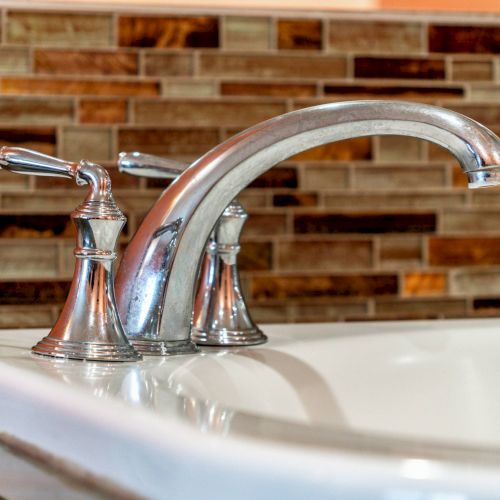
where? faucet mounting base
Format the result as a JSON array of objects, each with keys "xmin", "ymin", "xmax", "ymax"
[
  {"xmin": 131, "ymin": 338, "xmax": 199, "ymax": 356},
  {"xmin": 192, "ymin": 327, "xmax": 267, "ymax": 346}
]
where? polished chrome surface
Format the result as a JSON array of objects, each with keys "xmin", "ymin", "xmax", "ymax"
[
  {"xmin": 117, "ymin": 152, "xmax": 265, "ymax": 349},
  {"xmin": 114, "ymin": 100, "xmax": 500, "ymax": 353},
  {"xmin": 0, "ymin": 147, "xmax": 140, "ymax": 362}
]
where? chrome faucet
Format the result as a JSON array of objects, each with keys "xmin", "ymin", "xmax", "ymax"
[{"xmin": 114, "ymin": 100, "xmax": 500, "ymax": 356}]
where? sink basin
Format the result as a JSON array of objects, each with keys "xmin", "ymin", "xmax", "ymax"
[{"xmin": 2, "ymin": 319, "xmax": 500, "ymax": 499}]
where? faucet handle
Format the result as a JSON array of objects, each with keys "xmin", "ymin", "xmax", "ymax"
[
  {"xmin": 0, "ymin": 147, "xmax": 141, "ymax": 362},
  {"xmin": 117, "ymin": 151, "xmax": 189, "ymax": 179}
]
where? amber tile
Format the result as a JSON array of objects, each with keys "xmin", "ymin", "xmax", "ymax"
[
  {"xmin": 119, "ymin": 16, "xmax": 219, "ymax": 48},
  {"xmin": 273, "ymin": 192, "xmax": 318, "ymax": 207},
  {"xmin": 199, "ymin": 53, "xmax": 346, "ymax": 79},
  {"xmin": 2, "ymin": 78, "xmax": 159, "ymax": 97},
  {"xmin": 403, "ymin": 272, "xmax": 446, "ymax": 297},
  {"xmin": 250, "ymin": 273, "xmax": 398, "ymax": 300},
  {"xmin": 277, "ymin": 19, "xmax": 322, "ymax": 51},
  {"xmin": 451, "ymin": 269, "xmax": 500, "ymax": 296},
  {"xmin": 375, "ymin": 298, "xmax": 466, "ymax": 318},
  {"xmin": 376, "ymin": 135, "xmax": 424, "ymax": 163},
  {"xmin": 0, "ymin": 127, "xmax": 56, "ymax": 155},
  {"xmin": 249, "ymin": 167, "xmax": 298, "ymax": 189},
  {"xmin": 79, "ymin": 99, "xmax": 127, "ymax": 124},
  {"xmin": 379, "ymin": 235, "xmax": 423, "ymax": 269},
  {"xmin": 441, "ymin": 209, "xmax": 500, "ymax": 233},
  {"xmin": 277, "ymin": 240, "xmax": 373, "ymax": 271},
  {"xmin": 452, "ymin": 163, "xmax": 469, "ymax": 188},
  {"xmin": 61, "ymin": 127, "xmax": 113, "ymax": 162},
  {"xmin": 0, "ymin": 97, "xmax": 73, "ymax": 125},
  {"xmin": 452, "ymin": 59, "xmax": 494, "ymax": 81},
  {"xmin": 133, "ymin": 100, "xmax": 286, "ymax": 127},
  {"xmin": 7, "ymin": 12, "xmax": 113, "ymax": 47},
  {"xmin": 429, "ymin": 25, "xmax": 500, "ymax": 54},
  {"xmin": 0, "ymin": 215, "xmax": 72, "ymax": 238},
  {"xmin": 301, "ymin": 164, "xmax": 350, "ymax": 190},
  {"xmin": 294, "ymin": 213, "xmax": 436, "ymax": 234},
  {"xmin": 144, "ymin": 53, "xmax": 194, "ymax": 77},
  {"xmin": 243, "ymin": 213, "xmax": 288, "ymax": 236},
  {"xmin": 429, "ymin": 237, "xmax": 500, "ymax": 266},
  {"xmin": 0, "ymin": 242, "xmax": 58, "ymax": 279},
  {"xmin": 0, "ymin": 305, "xmax": 56, "ymax": 329},
  {"xmin": 221, "ymin": 82, "xmax": 316, "ymax": 98},
  {"xmin": 238, "ymin": 241, "xmax": 273, "ymax": 271},
  {"xmin": 0, "ymin": 281, "xmax": 70, "ymax": 305},
  {"xmin": 323, "ymin": 84, "xmax": 463, "ymax": 99},
  {"xmin": 118, "ymin": 128, "xmax": 220, "ymax": 157},
  {"xmin": 329, "ymin": 21, "xmax": 423, "ymax": 54},
  {"xmin": 223, "ymin": 16, "xmax": 271, "ymax": 51},
  {"xmin": 0, "ymin": 47, "xmax": 30, "ymax": 74},
  {"xmin": 354, "ymin": 57, "xmax": 445, "ymax": 80},
  {"xmin": 34, "ymin": 50, "xmax": 138, "ymax": 76},
  {"xmin": 291, "ymin": 137, "xmax": 371, "ymax": 161}
]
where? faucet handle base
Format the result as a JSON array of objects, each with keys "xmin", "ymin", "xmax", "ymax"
[
  {"xmin": 32, "ymin": 337, "xmax": 141, "ymax": 362},
  {"xmin": 131, "ymin": 338, "xmax": 199, "ymax": 356},
  {"xmin": 192, "ymin": 327, "xmax": 267, "ymax": 347}
]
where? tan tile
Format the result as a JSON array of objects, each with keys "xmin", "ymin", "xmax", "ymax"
[
  {"xmin": 452, "ymin": 59, "xmax": 494, "ymax": 81},
  {"xmin": 379, "ymin": 235, "xmax": 423, "ymax": 269},
  {"xmin": 451, "ymin": 269, "xmax": 500, "ymax": 296},
  {"xmin": 247, "ymin": 303, "xmax": 290, "ymax": 323},
  {"xmin": 79, "ymin": 99, "xmax": 128, "ymax": 124},
  {"xmin": 61, "ymin": 127, "xmax": 113, "ymax": 162},
  {"xmin": 471, "ymin": 188, "xmax": 500, "ymax": 205},
  {"xmin": 278, "ymin": 19, "xmax": 322, "ymax": 51},
  {"xmin": 133, "ymin": 100, "xmax": 286, "ymax": 127},
  {"xmin": 329, "ymin": 21, "xmax": 423, "ymax": 54},
  {"xmin": 376, "ymin": 135, "xmax": 424, "ymax": 163},
  {"xmin": 0, "ymin": 47, "xmax": 30, "ymax": 74},
  {"xmin": 469, "ymin": 85, "xmax": 500, "ymax": 102},
  {"xmin": 293, "ymin": 300, "xmax": 368, "ymax": 322},
  {"xmin": 441, "ymin": 209, "xmax": 500, "ymax": 233},
  {"xmin": 144, "ymin": 53, "xmax": 194, "ymax": 77},
  {"xmin": 0, "ymin": 97, "xmax": 73, "ymax": 125},
  {"xmin": 403, "ymin": 271, "xmax": 446, "ymax": 297},
  {"xmin": 0, "ymin": 169, "xmax": 30, "ymax": 191},
  {"xmin": 301, "ymin": 164, "xmax": 350, "ymax": 190},
  {"xmin": 277, "ymin": 240, "xmax": 373, "ymax": 271},
  {"xmin": 224, "ymin": 16, "xmax": 271, "ymax": 51},
  {"xmin": 163, "ymin": 80, "xmax": 216, "ymax": 98},
  {"xmin": 7, "ymin": 12, "xmax": 113, "ymax": 47},
  {"xmin": 0, "ymin": 241, "xmax": 58, "ymax": 278},
  {"xmin": 1, "ymin": 192, "xmax": 83, "ymax": 212},
  {"xmin": 199, "ymin": 53, "xmax": 346, "ymax": 79},
  {"xmin": 0, "ymin": 305, "xmax": 56, "ymax": 328},
  {"xmin": 238, "ymin": 190, "xmax": 268, "ymax": 209},
  {"xmin": 375, "ymin": 298, "xmax": 466, "ymax": 319}
]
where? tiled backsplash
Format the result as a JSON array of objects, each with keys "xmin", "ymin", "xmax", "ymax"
[{"xmin": 1, "ymin": 7, "xmax": 500, "ymax": 327}]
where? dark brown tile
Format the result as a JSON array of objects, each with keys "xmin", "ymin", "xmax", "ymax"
[
  {"xmin": 119, "ymin": 16, "xmax": 219, "ymax": 48},
  {"xmin": 79, "ymin": 99, "xmax": 128, "ymax": 124},
  {"xmin": 473, "ymin": 297, "xmax": 500, "ymax": 313},
  {"xmin": 0, "ymin": 215, "xmax": 73, "ymax": 238},
  {"xmin": 277, "ymin": 19, "xmax": 322, "ymax": 50},
  {"xmin": 238, "ymin": 241, "xmax": 273, "ymax": 271},
  {"xmin": 290, "ymin": 137, "xmax": 372, "ymax": 161},
  {"xmin": 0, "ymin": 97, "xmax": 73, "ymax": 125},
  {"xmin": 294, "ymin": 213, "xmax": 436, "ymax": 234},
  {"xmin": 249, "ymin": 167, "xmax": 298, "ymax": 188},
  {"xmin": 273, "ymin": 192, "xmax": 317, "ymax": 207},
  {"xmin": 144, "ymin": 53, "xmax": 194, "ymax": 76},
  {"xmin": 221, "ymin": 82, "xmax": 316, "ymax": 98},
  {"xmin": 0, "ymin": 281, "xmax": 71, "ymax": 305},
  {"xmin": 0, "ymin": 127, "xmax": 56, "ymax": 155},
  {"xmin": 250, "ymin": 273, "xmax": 398, "ymax": 299},
  {"xmin": 35, "ymin": 50, "xmax": 138, "ymax": 76},
  {"xmin": 323, "ymin": 84, "xmax": 463, "ymax": 99},
  {"xmin": 118, "ymin": 128, "xmax": 219, "ymax": 157},
  {"xmin": 2, "ymin": 78, "xmax": 159, "ymax": 97},
  {"xmin": 429, "ymin": 25, "xmax": 500, "ymax": 54},
  {"xmin": 199, "ymin": 53, "xmax": 346, "ymax": 79},
  {"xmin": 243, "ymin": 213, "xmax": 288, "ymax": 236},
  {"xmin": 354, "ymin": 57, "xmax": 445, "ymax": 79},
  {"xmin": 429, "ymin": 237, "xmax": 500, "ymax": 266}
]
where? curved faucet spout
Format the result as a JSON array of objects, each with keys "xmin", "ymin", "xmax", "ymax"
[{"xmin": 115, "ymin": 100, "xmax": 500, "ymax": 353}]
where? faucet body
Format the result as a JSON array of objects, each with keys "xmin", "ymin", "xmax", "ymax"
[{"xmin": 115, "ymin": 100, "xmax": 500, "ymax": 355}]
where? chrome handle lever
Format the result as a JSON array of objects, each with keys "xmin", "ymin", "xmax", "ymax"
[
  {"xmin": 0, "ymin": 147, "xmax": 141, "ymax": 362},
  {"xmin": 118, "ymin": 151, "xmax": 266, "ymax": 349}
]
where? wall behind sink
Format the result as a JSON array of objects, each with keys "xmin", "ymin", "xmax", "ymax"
[{"xmin": 0, "ymin": 7, "xmax": 499, "ymax": 327}]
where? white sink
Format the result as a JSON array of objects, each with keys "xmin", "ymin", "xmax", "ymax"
[{"xmin": 2, "ymin": 319, "xmax": 500, "ymax": 499}]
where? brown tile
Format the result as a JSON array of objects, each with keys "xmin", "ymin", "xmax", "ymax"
[
  {"xmin": 79, "ymin": 99, "xmax": 128, "ymax": 124},
  {"xmin": 277, "ymin": 19, "xmax": 322, "ymax": 51},
  {"xmin": 199, "ymin": 53, "xmax": 346, "ymax": 79},
  {"xmin": 441, "ymin": 209, "xmax": 500, "ymax": 233},
  {"xmin": 133, "ymin": 100, "xmax": 286, "ymax": 127},
  {"xmin": 7, "ymin": 12, "xmax": 112, "ymax": 47},
  {"xmin": 273, "ymin": 192, "xmax": 318, "ymax": 207},
  {"xmin": 2, "ymin": 78, "xmax": 159, "ymax": 97},
  {"xmin": 324, "ymin": 192, "xmax": 465, "ymax": 209},
  {"xmin": 429, "ymin": 25, "xmax": 500, "ymax": 54},
  {"xmin": 428, "ymin": 142, "xmax": 454, "ymax": 161},
  {"xmin": 294, "ymin": 213, "xmax": 436, "ymax": 234},
  {"xmin": 34, "ymin": 50, "xmax": 137, "ymax": 76},
  {"xmin": 354, "ymin": 57, "xmax": 445, "ymax": 79},
  {"xmin": 221, "ymin": 82, "xmax": 316, "ymax": 98},
  {"xmin": 0, "ymin": 241, "xmax": 58, "ymax": 279},
  {"xmin": 0, "ymin": 97, "xmax": 73, "ymax": 125},
  {"xmin": 2, "ymin": 192, "xmax": 85, "ymax": 212},
  {"xmin": 0, "ymin": 215, "xmax": 73, "ymax": 238},
  {"xmin": 249, "ymin": 167, "xmax": 298, "ymax": 189},
  {"xmin": 429, "ymin": 237, "xmax": 500, "ymax": 266},
  {"xmin": 223, "ymin": 16, "xmax": 271, "ymax": 51},
  {"xmin": 277, "ymin": 240, "xmax": 373, "ymax": 271},
  {"xmin": 377, "ymin": 135, "xmax": 424, "ymax": 163},
  {"xmin": 243, "ymin": 213, "xmax": 288, "ymax": 236},
  {"xmin": 379, "ymin": 235, "xmax": 423, "ymax": 269},
  {"xmin": 61, "ymin": 127, "xmax": 113, "ymax": 162},
  {"xmin": 323, "ymin": 84, "xmax": 463, "ymax": 99},
  {"xmin": 0, "ymin": 127, "xmax": 56, "ymax": 155},
  {"xmin": 293, "ymin": 300, "xmax": 369, "ymax": 322},
  {"xmin": 0, "ymin": 280, "xmax": 70, "ymax": 305},
  {"xmin": 238, "ymin": 241, "xmax": 273, "ymax": 271},
  {"xmin": 301, "ymin": 164, "xmax": 350, "ymax": 190},
  {"xmin": 118, "ymin": 128, "xmax": 220, "ymax": 157},
  {"xmin": 445, "ymin": 104, "xmax": 500, "ymax": 127},
  {"xmin": 0, "ymin": 305, "xmax": 57, "ymax": 329},
  {"xmin": 144, "ymin": 53, "xmax": 194, "ymax": 76},
  {"xmin": 0, "ymin": 169, "xmax": 30, "ymax": 191},
  {"xmin": 119, "ymin": 16, "xmax": 219, "ymax": 48},
  {"xmin": 0, "ymin": 47, "xmax": 30, "ymax": 74},
  {"xmin": 291, "ymin": 137, "xmax": 371, "ymax": 161},
  {"xmin": 329, "ymin": 21, "xmax": 423, "ymax": 54},
  {"xmin": 451, "ymin": 269, "xmax": 500, "ymax": 296},
  {"xmin": 250, "ymin": 273, "xmax": 398, "ymax": 300},
  {"xmin": 248, "ymin": 303, "xmax": 290, "ymax": 323},
  {"xmin": 353, "ymin": 165, "xmax": 447, "ymax": 190},
  {"xmin": 375, "ymin": 298, "xmax": 466, "ymax": 319},
  {"xmin": 403, "ymin": 271, "xmax": 446, "ymax": 297},
  {"xmin": 452, "ymin": 59, "xmax": 494, "ymax": 81}
]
